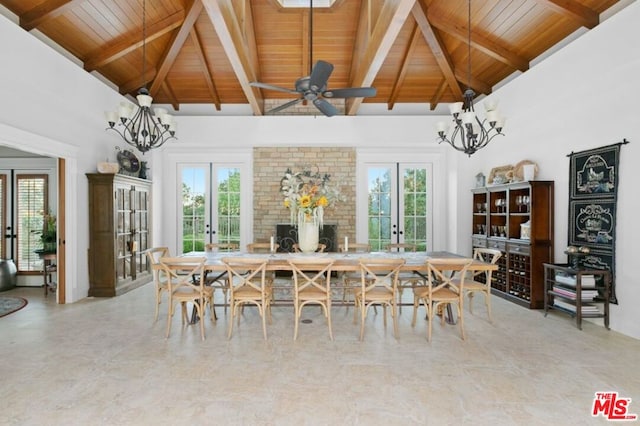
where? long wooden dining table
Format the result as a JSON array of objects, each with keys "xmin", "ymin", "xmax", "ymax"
[
  {"xmin": 180, "ymin": 249, "xmax": 497, "ymax": 325},
  {"xmin": 183, "ymin": 250, "xmax": 498, "ymax": 274},
  {"xmin": 181, "ymin": 250, "xmax": 497, "ymax": 323}
]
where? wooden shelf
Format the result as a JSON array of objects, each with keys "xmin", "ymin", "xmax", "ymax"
[{"xmin": 543, "ymin": 263, "xmax": 610, "ymax": 330}]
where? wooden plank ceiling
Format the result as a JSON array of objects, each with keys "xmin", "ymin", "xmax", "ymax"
[{"xmin": 0, "ymin": 0, "xmax": 621, "ymax": 115}]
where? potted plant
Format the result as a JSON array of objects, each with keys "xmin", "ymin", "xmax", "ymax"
[{"xmin": 40, "ymin": 211, "xmax": 57, "ymax": 253}]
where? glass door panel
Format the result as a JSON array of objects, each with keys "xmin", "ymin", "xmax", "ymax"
[
  {"xmin": 179, "ymin": 164, "xmax": 242, "ymax": 254},
  {"xmin": 364, "ymin": 163, "xmax": 432, "ymax": 252}
]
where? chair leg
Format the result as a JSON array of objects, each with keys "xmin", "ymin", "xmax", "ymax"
[
  {"xmin": 427, "ymin": 302, "xmax": 433, "ymax": 342},
  {"xmin": 457, "ymin": 303, "xmax": 465, "ymax": 340},
  {"xmin": 397, "ymin": 286, "xmax": 404, "ymax": 314},
  {"xmin": 294, "ymin": 303, "xmax": 300, "ymax": 340},
  {"xmin": 411, "ymin": 295, "xmax": 420, "ymax": 327},
  {"xmin": 485, "ymin": 291, "xmax": 493, "ymax": 323},
  {"xmin": 327, "ymin": 302, "xmax": 333, "ymax": 341},
  {"xmin": 359, "ymin": 303, "xmax": 367, "ymax": 341},
  {"xmin": 382, "ymin": 303, "xmax": 387, "ymax": 328},
  {"xmin": 155, "ymin": 289, "xmax": 162, "ymax": 322},
  {"xmin": 261, "ymin": 303, "xmax": 268, "ymax": 340},
  {"xmin": 193, "ymin": 302, "xmax": 205, "ymax": 341},
  {"xmin": 165, "ymin": 300, "xmax": 174, "ymax": 339},
  {"xmin": 227, "ymin": 302, "xmax": 236, "ymax": 339},
  {"xmin": 353, "ymin": 296, "xmax": 359, "ymax": 324},
  {"xmin": 468, "ymin": 292, "xmax": 475, "ymax": 314},
  {"xmin": 392, "ymin": 302, "xmax": 398, "ymax": 339}
]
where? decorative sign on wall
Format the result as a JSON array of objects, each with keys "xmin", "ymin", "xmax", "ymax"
[{"xmin": 568, "ymin": 139, "xmax": 629, "ymax": 303}]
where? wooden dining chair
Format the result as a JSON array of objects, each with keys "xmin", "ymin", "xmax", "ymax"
[
  {"xmin": 204, "ymin": 242, "xmax": 239, "ymax": 314},
  {"xmin": 205, "ymin": 242, "xmax": 239, "ymax": 252},
  {"xmin": 288, "ymin": 257, "xmax": 335, "ymax": 340},
  {"xmin": 145, "ymin": 246, "xmax": 169, "ymax": 322},
  {"xmin": 453, "ymin": 248, "xmax": 502, "ymax": 322},
  {"xmin": 222, "ymin": 257, "xmax": 270, "ymax": 339},
  {"xmin": 337, "ymin": 242, "xmax": 371, "ymax": 305},
  {"xmin": 247, "ymin": 242, "xmax": 279, "ymax": 301},
  {"xmin": 292, "ymin": 243, "xmax": 326, "ymax": 253},
  {"xmin": 354, "ymin": 257, "xmax": 405, "ymax": 340},
  {"xmin": 412, "ymin": 258, "xmax": 473, "ymax": 342},
  {"xmin": 159, "ymin": 256, "xmax": 211, "ymax": 341},
  {"xmin": 385, "ymin": 243, "xmax": 425, "ymax": 314},
  {"xmin": 246, "ymin": 242, "xmax": 279, "ymax": 253}
]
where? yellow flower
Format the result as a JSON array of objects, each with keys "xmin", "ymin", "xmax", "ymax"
[
  {"xmin": 299, "ymin": 195, "xmax": 312, "ymax": 208},
  {"xmin": 284, "ymin": 199, "xmax": 290, "ymax": 208},
  {"xmin": 316, "ymin": 196, "xmax": 328, "ymax": 207}
]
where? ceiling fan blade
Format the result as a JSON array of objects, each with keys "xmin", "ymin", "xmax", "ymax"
[
  {"xmin": 266, "ymin": 98, "xmax": 304, "ymax": 114},
  {"xmin": 323, "ymin": 87, "xmax": 377, "ymax": 98},
  {"xmin": 312, "ymin": 98, "xmax": 338, "ymax": 117},
  {"xmin": 250, "ymin": 81, "xmax": 299, "ymax": 95},
  {"xmin": 309, "ymin": 60, "xmax": 334, "ymax": 92}
]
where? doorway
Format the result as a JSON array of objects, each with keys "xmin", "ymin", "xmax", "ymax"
[
  {"xmin": 177, "ymin": 163, "xmax": 244, "ymax": 254},
  {"xmin": 356, "ymin": 150, "xmax": 445, "ymax": 252},
  {"xmin": 0, "ymin": 147, "xmax": 64, "ymax": 302}
]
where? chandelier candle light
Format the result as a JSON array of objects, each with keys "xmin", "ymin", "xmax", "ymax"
[
  {"xmin": 104, "ymin": 0, "xmax": 176, "ymax": 154},
  {"xmin": 435, "ymin": 0, "xmax": 505, "ymax": 156}
]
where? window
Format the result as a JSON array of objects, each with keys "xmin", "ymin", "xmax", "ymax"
[
  {"xmin": 0, "ymin": 174, "xmax": 6, "ymax": 259},
  {"xmin": 17, "ymin": 175, "xmax": 48, "ymax": 272}
]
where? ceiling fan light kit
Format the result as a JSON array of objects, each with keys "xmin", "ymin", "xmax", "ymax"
[
  {"xmin": 436, "ymin": 0, "xmax": 506, "ymax": 156},
  {"xmin": 104, "ymin": 0, "xmax": 176, "ymax": 154}
]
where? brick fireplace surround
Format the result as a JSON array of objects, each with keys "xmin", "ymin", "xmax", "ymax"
[{"xmin": 252, "ymin": 147, "xmax": 356, "ymax": 247}]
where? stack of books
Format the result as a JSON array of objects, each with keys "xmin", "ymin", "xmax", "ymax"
[
  {"xmin": 554, "ymin": 272, "xmax": 597, "ymax": 288},
  {"xmin": 553, "ymin": 299, "xmax": 601, "ymax": 314},
  {"xmin": 553, "ymin": 272, "xmax": 601, "ymax": 313},
  {"xmin": 552, "ymin": 285, "xmax": 599, "ymax": 300}
]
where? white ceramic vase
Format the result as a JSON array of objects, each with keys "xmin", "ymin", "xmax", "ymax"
[{"xmin": 297, "ymin": 221, "xmax": 319, "ymax": 253}]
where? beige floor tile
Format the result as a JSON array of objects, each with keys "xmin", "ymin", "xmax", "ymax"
[{"xmin": 0, "ymin": 282, "xmax": 638, "ymax": 425}]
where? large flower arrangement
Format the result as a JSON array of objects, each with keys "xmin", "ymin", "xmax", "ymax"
[{"xmin": 280, "ymin": 165, "xmax": 342, "ymax": 228}]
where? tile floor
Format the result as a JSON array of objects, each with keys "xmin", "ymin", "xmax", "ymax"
[{"xmin": 1, "ymin": 282, "xmax": 639, "ymax": 425}]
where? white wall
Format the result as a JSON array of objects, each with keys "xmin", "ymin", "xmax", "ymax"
[
  {"xmin": 0, "ymin": 13, "xmax": 134, "ymax": 302},
  {"xmin": 456, "ymin": 1, "xmax": 640, "ymax": 339}
]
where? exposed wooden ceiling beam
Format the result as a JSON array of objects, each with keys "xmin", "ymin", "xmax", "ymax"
[
  {"xmin": 429, "ymin": 78, "xmax": 447, "ymax": 111},
  {"xmin": 201, "ymin": 0, "xmax": 263, "ymax": 115},
  {"xmin": 535, "ymin": 0, "xmax": 599, "ymax": 29},
  {"xmin": 162, "ymin": 81, "xmax": 180, "ymax": 111},
  {"xmin": 453, "ymin": 68, "xmax": 492, "ymax": 96},
  {"xmin": 427, "ymin": 13, "xmax": 529, "ymax": 73},
  {"xmin": 387, "ymin": 24, "xmax": 420, "ymax": 110},
  {"xmin": 412, "ymin": 1, "xmax": 463, "ymax": 102},
  {"xmin": 20, "ymin": 0, "xmax": 85, "ymax": 31},
  {"xmin": 346, "ymin": 0, "xmax": 416, "ymax": 116},
  {"xmin": 149, "ymin": 0, "xmax": 203, "ymax": 97},
  {"xmin": 189, "ymin": 28, "xmax": 222, "ymax": 111},
  {"xmin": 119, "ymin": 68, "xmax": 157, "ymax": 96},
  {"xmin": 84, "ymin": 12, "xmax": 185, "ymax": 72}
]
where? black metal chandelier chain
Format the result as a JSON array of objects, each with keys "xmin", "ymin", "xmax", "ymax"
[
  {"xmin": 309, "ymin": 0, "xmax": 313, "ymax": 75},
  {"xmin": 467, "ymin": 0, "xmax": 471, "ymax": 96},
  {"xmin": 142, "ymin": 0, "xmax": 147, "ymax": 90}
]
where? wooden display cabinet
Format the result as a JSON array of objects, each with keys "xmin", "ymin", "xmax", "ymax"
[
  {"xmin": 471, "ymin": 181, "xmax": 554, "ymax": 308},
  {"xmin": 87, "ymin": 173, "xmax": 152, "ymax": 297}
]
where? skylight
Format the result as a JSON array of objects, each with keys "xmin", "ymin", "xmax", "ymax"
[{"xmin": 277, "ymin": 0, "xmax": 336, "ymax": 8}]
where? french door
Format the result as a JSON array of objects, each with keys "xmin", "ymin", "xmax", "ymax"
[
  {"xmin": 178, "ymin": 163, "xmax": 242, "ymax": 254},
  {"xmin": 0, "ymin": 171, "xmax": 51, "ymax": 272},
  {"xmin": 358, "ymin": 162, "xmax": 434, "ymax": 252}
]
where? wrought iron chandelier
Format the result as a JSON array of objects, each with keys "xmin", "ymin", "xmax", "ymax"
[
  {"xmin": 104, "ymin": 0, "xmax": 176, "ymax": 154},
  {"xmin": 436, "ymin": 0, "xmax": 505, "ymax": 156}
]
